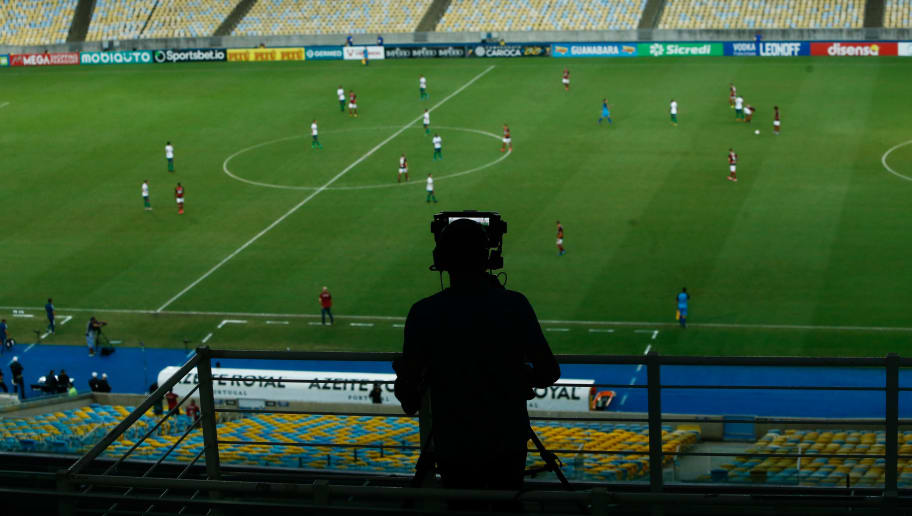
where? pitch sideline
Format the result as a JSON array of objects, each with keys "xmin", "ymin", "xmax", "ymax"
[{"xmin": 155, "ymin": 65, "xmax": 496, "ymax": 312}]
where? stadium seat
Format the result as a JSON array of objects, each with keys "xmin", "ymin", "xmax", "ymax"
[
  {"xmin": 0, "ymin": 0, "xmax": 78, "ymax": 46},
  {"xmin": 143, "ymin": 0, "xmax": 235, "ymax": 38},
  {"xmin": 658, "ymin": 0, "xmax": 864, "ymax": 29},
  {"xmin": 85, "ymin": 0, "xmax": 158, "ymax": 42},
  {"xmin": 438, "ymin": 0, "xmax": 647, "ymax": 32},
  {"xmin": 233, "ymin": 0, "xmax": 434, "ymax": 36}
]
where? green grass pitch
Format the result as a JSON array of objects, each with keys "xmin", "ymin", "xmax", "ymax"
[{"xmin": 1, "ymin": 57, "xmax": 911, "ymax": 356}]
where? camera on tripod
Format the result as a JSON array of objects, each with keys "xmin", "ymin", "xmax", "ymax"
[{"xmin": 430, "ymin": 211, "xmax": 507, "ymax": 271}]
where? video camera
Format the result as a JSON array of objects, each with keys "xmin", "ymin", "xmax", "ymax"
[{"xmin": 430, "ymin": 211, "xmax": 507, "ymax": 271}]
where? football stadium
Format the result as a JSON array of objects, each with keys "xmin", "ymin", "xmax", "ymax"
[{"xmin": 1, "ymin": 0, "xmax": 912, "ymax": 514}]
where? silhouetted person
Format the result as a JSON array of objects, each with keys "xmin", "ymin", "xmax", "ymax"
[
  {"xmin": 97, "ymin": 373, "xmax": 111, "ymax": 393},
  {"xmin": 88, "ymin": 372, "xmax": 100, "ymax": 392},
  {"xmin": 0, "ymin": 370, "xmax": 7, "ymax": 393},
  {"xmin": 56, "ymin": 369, "xmax": 70, "ymax": 393},
  {"xmin": 44, "ymin": 370, "xmax": 58, "ymax": 394},
  {"xmin": 394, "ymin": 218, "xmax": 560, "ymax": 497},
  {"xmin": 9, "ymin": 357, "xmax": 25, "ymax": 399},
  {"xmin": 369, "ymin": 383, "xmax": 383, "ymax": 404},
  {"xmin": 150, "ymin": 382, "xmax": 164, "ymax": 415}
]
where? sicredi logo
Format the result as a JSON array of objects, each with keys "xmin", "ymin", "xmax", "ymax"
[
  {"xmin": 667, "ymin": 44, "xmax": 712, "ymax": 55},
  {"xmin": 649, "ymin": 43, "xmax": 664, "ymax": 56},
  {"xmin": 760, "ymin": 42, "xmax": 802, "ymax": 57}
]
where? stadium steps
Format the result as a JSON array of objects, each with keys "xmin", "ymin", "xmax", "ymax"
[
  {"xmin": 864, "ymin": 0, "xmax": 885, "ymax": 27},
  {"xmin": 67, "ymin": 0, "xmax": 97, "ymax": 42},
  {"xmin": 137, "ymin": 0, "xmax": 161, "ymax": 37},
  {"xmin": 638, "ymin": 0, "xmax": 667, "ymax": 29},
  {"xmin": 216, "ymin": 0, "xmax": 258, "ymax": 37},
  {"xmin": 416, "ymin": 0, "xmax": 452, "ymax": 32}
]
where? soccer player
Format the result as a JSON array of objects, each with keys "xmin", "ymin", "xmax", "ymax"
[
  {"xmin": 142, "ymin": 180, "xmax": 151, "ymax": 211},
  {"xmin": 729, "ymin": 82, "xmax": 736, "ymax": 109},
  {"xmin": 165, "ymin": 141, "xmax": 174, "ymax": 172},
  {"xmin": 362, "ymin": 46, "xmax": 369, "ymax": 66},
  {"xmin": 319, "ymin": 286, "xmax": 334, "ymax": 325},
  {"xmin": 727, "ymin": 148, "xmax": 738, "ymax": 182},
  {"xmin": 562, "ymin": 68, "xmax": 570, "ymax": 91},
  {"xmin": 337, "ymin": 85, "xmax": 345, "ymax": 112},
  {"xmin": 432, "ymin": 133, "xmax": 442, "ymax": 160},
  {"xmin": 175, "ymin": 182, "xmax": 185, "ymax": 214},
  {"xmin": 311, "ymin": 119, "xmax": 322, "ymax": 149},
  {"xmin": 0, "ymin": 319, "xmax": 8, "ymax": 352},
  {"xmin": 422, "ymin": 108, "xmax": 430, "ymax": 135},
  {"xmin": 398, "ymin": 153, "xmax": 409, "ymax": 183},
  {"xmin": 676, "ymin": 287, "xmax": 690, "ymax": 328},
  {"xmin": 556, "ymin": 221, "xmax": 565, "ymax": 256},
  {"xmin": 744, "ymin": 104, "xmax": 754, "ymax": 124},
  {"xmin": 670, "ymin": 98, "xmax": 678, "ymax": 126},
  {"xmin": 735, "ymin": 95, "xmax": 744, "ymax": 121},
  {"xmin": 773, "ymin": 105, "xmax": 781, "ymax": 135},
  {"xmin": 45, "ymin": 298, "xmax": 55, "ymax": 335},
  {"xmin": 501, "ymin": 124, "xmax": 512, "ymax": 152},
  {"xmin": 426, "ymin": 173, "xmax": 437, "ymax": 203},
  {"xmin": 348, "ymin": 90, "xmax": 358, "ymax": 117},
  {"xmin": 598, "ymin": 99, "xmax": 612, "ymax": 125},
  {"xmin": 419, "ymin": 74, "xmax": 428, "ymax": 100}
]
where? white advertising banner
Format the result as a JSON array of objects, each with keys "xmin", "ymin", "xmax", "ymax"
[
  {"xmin": 158, "ymin": 366, "xmax": 593, "ymax": 411},
  {"xmin": 900, "ymin": 42, "xmax": 912, "ymax": 57},
  {"xmin": 343, "ymin": 46, "xmax": 385, "ymax": 61}
]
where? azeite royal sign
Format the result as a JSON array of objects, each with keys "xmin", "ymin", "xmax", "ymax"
[{"xmin": 810, "ymin": 42, "xmax": 897, "ymax": 56}]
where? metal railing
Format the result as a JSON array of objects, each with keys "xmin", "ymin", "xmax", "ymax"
[{"xmin": 53, "ymin": 349, "xmax": 912, "ymax": 515}]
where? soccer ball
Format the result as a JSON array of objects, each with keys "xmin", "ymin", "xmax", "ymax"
[{"xmin": 754, "ymin": 130, "xmax": 760, "ymax": 135}]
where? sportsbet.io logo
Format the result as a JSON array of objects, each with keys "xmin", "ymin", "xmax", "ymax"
[
  {"xmin": 154, "ymin": 50, "xmax": 165, "ymax": 63},
  {"xmin": 649, "ymin": 43, "xmax": 665, "ymax": 57}
]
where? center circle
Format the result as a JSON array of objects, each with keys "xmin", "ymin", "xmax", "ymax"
[
  {"xmin": 223, "ymin": 126, "xmax": 511, "ymax": 191},
  {"xmin": 881, "ymin": 140, "xmax": 912, "ymax": 183}
]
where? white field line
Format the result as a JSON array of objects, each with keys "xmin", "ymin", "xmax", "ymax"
[
  {"xmin": 0, "ymin": 102, "xmax": 9, "ymax": 109},
  {"xmin": 350, "ymin": 322, "xmax": 374, "ymax": 327},
  {"xmin": 392, "ymin": 323, "xmax": 405, "ymax": 328},
  {"xmin": 651, "ymin": 331, "xmax": 659, "ymax": 341},
  {"xmin": 308, "ymin": 322, "xmax": 324, "ymax": 326},
  {"xmin": 265, "ymin": 320, "xmax": 289, "ymax": 325},
  {"xmin": 12, "ymin": 314, "xmax": 34, "ymax": 318},
  {"xmin": 24, "ymin": 343, "xmax": 36, "ymax": 353},
  {"xmin": 156, "ymin": 65, "xmax": 495, "ymax": 312},
  {"xmin": 588, "ymin": 328, "xmax": 614, "ymax": 333},
  {"xmin": 216, "ymin": 319, "xmax": 247, "ymax": 329},
  {"xmin": 5, "ymin": 305, "xmax": 912, "ymax": 333},
  {"xmin": 201, "ymin": 332, "xmax": 213, "ymax": 344},
  {"xmin": 625, "ymin": 341, "xmax": 655, "ymax": 404},
  {"xmin": 545, "ymin": 328, "xmax": 570, "ymax": 332},
  {"xmin": 881, "ymin": 140, "xmax": 912, "ymax": 182},
  {"xmin": 58, "ymin": 315, "xmax": 73, "ymax": 326}
]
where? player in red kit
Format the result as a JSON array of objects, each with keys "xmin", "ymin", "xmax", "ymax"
[
  {"xmin": 348, "ymin": 90, "xmax": 358, "ymax": 118},
  {"xmin": 727, "ymin": 149, "xmax": 738, "ymax": 182},
  {"xmin": 773, "ymin": 105, "xmax": 781, "ymax": 135},
  {"xmin": 397, "ymin": 153, "xmax": 408, "ymax": 183},
  {"xmin": 174, "ymin": 182, "xmax": 185, "ymax": 214},
  {"xmin": 729, "ymin": 82, "xmax": 736, "ymax": 109},
  {"xmin": 556, "ymin": 221, "xmax": 566, "ymax": 256},
  {"xmin": 501, "ymin": 124, "xmax": 511, "ymax": 152},
  {"xmin": 562, "ymin": 68, "xmax": 570, "ymax": 91}
]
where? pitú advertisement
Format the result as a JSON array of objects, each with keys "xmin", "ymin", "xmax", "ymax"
[
  {"xmin": 227, "ymin": 48, "xmax": 305, "ymax": 62},
  {"xmin": 810, "ymin": 42, "xmax": 897, "ymax": 56},
  {"xmin": 305, "ymin": 46, "xmax": 343, "ymax": 60},
  {"xmin": 154, "ymin": 48, "xmax": 227, "ymax": 63},
  {"xmin": 11, "ymin": 52, "xmax": 80, "ymax": 67},
  {"xmin": 80, "ymin": 50, "xmax": 153, "ymax": 65},
  {"xmin": 725, "ymin": 41, "xmax": 809, "ymax": 57},
  {"xmin": 639, "ymin": 42, "xmax": 723, "ymax": 57},
  {"xmin": 551, "ymin": 43, "xmax": 638, "ymax": 57},
  {"xmin": 384, "ymin": 46, "xmax": 466, "ymax": 59},
  {"xmin": 469, "ymin": 44, "xmax": 549, "ymax": 58}
]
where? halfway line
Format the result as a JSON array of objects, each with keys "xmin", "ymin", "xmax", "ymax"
[{"xmin": 155, "ymin": 65, "xmax": 496, "ymax": 312}]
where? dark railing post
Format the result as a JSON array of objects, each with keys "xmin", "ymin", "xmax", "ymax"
[
  {"xmin": 196, "ymin": 347, "xmax": 222, "ymax": 481},
  {"xmin": 646, "ymin": 350, "xmax": 663, "ymax": 494},
  {"xmin": 885, "ymin": 353, "xmax": 899, "ymax": 497}
]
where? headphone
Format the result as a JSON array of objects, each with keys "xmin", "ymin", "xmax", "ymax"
[{"xmin": 431, "ymin": 218, "xmax": 492, "ymax": 272}]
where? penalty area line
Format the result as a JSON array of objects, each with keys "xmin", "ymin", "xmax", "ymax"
[{"xmin": 155, "ymin": 64, "xmax": 495, "ymax": 313}]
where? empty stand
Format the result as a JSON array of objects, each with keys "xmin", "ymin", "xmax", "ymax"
[
  {"xmin": 84, "ymin": 0, "xmax": 157, "ymax": 42},
  {"xmin": 232, "ymin": 0, "xmax": 434, "ymax": 36},
  {"xmin": 658, "ymin": 0, "xmax": 865, "ymax": 29},
  {"xmin": 0, "ymin": 0, "xmax": 79, "ymax": 47},
  {"xmin": 142, "ymin": 0, "xmax": 237, "ymax": 39},
  {"xmin": 884, "ymin": 0, "xmax": 912, "ymax": 28},
  {"xmin": 437, "ymin": 0, "xmax": 647, "ymax": 32}
]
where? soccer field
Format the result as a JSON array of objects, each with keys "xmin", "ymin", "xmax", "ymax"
[{"xmin": 2, "ymin": 57, "xmax": 911, "ymax": 356}]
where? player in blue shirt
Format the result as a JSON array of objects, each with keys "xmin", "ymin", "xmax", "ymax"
[
  {"xmin": 0, "ymin": 319, "xmax": 8, "ymax": 352},
  {"xmin": 676, "ymin": 288, "xmax": 690, "ymax": 328},
  {"xmin": 598, "ymin": 99, "xmax": 612, "ymax": 125},
  {"xmin": 45, "ymin": 298, "xmax": 55, "ymax": 335}
]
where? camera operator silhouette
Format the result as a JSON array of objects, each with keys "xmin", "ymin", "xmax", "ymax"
[{"xmin": 393, "ymin": 216, "xmax": 561, "ymax": 496}]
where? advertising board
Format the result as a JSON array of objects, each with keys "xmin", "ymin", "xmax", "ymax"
[
  {"xmin": 227, "ymin": 48, "xmax": 305, "ymax": 62},
  {"xmin": 343, "ymin": 46, "xmax": 385, "ymax": 61},
  {"xmin": 551, "ymin": 43, "xmax": 638, "ymax": 57},
  {"xmin": 725, "ymin": 41, "xmax": 809, "ymax": 57},
  {"xmin": 468, "ymin": 45, "xmax": 549, "ymax": 58},
  {"xmin": 305, "ymin": 46, "xmax": 343, "ymax": 60},
  {"xmin": 80, "ymin": 50, "xmax": 153, "ymax": 65},
  {"xmin": 0, "ymin": 55, "xmax": 8, "ymax": 67},
  {"xmin": 158, "ymin": 366, "xmax": 594, "ymax": 412},
  {"xmin": 10, "ymin": 52, "xmax": 79, "ymax": 67},
  {"xmin": 383, "ymin": 45, "xmax": 467, "ymax": 59},
  {"xmin": 810, "ymin": 42, "xmax": 897, "ymax": 56},
  {"xmin": 153, "ymin": 48, "xmax": 226, "ymax": 63},
  {"xmin": 901, "ymin": 42, "xmax": 912, "ymax": 56},
  {"xmin": 638, "ymin": 42, "xmax": 723, "ymax": 57}
]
